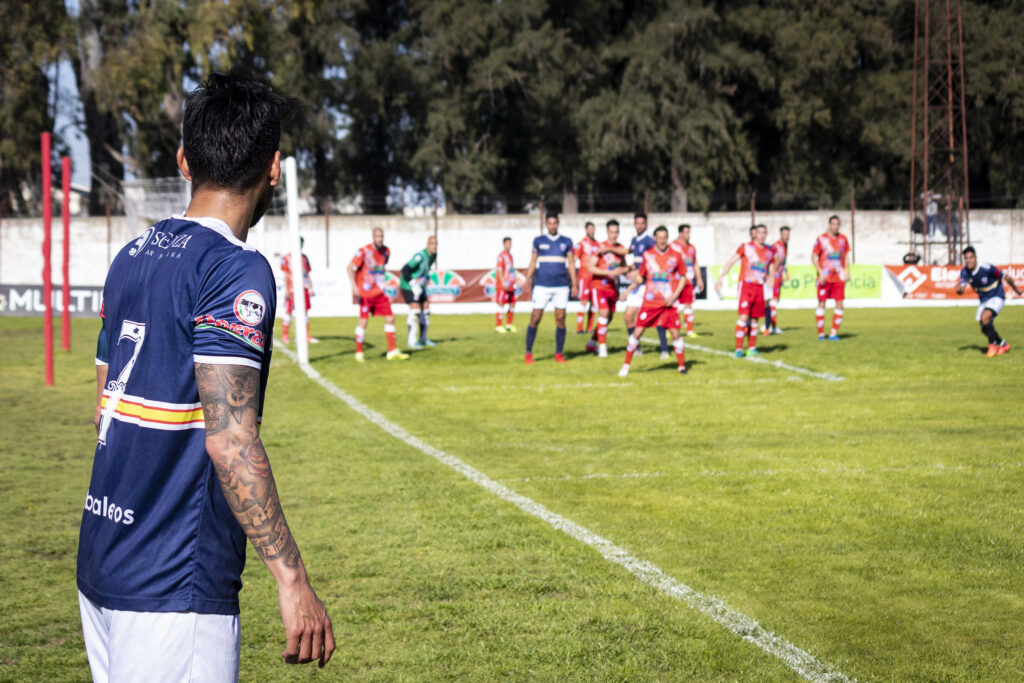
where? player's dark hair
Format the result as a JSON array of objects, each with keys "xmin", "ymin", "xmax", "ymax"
[
  {"xmin": 634, "ymin": 212, "xmax": 647, "ymax": 221},
  {"xmin": 962, "ymin": 246, "xmax": 976, "ymax": 256},
  {"xmin": 780, "ymin": 226, "xmax": 791, "ymax": 232},
  {"xmin": 829, "ymin": 215, "xmax": 840, "ymax": 222},
  {"xmin": 502, "ymin": 236, "xmax": 512, "ymax": 243},
  {"xmin": 606, "ymin": 219, "xmax": 619, "ymax": 228},
  {"xmin": 678, "ymin": 223, "xmax": 690, "ymax": 233},
  {"xmin": 585, "ymin": 221, "xmax": 595, "ymax": 228},
  {"xmin": 182, "ymin": 72, "xmax": 293, "ymax": 193},
  {"xmin": 749, "ymin": 225, "xmax": 758, "ymax": 233},
  {"xmin": 545, "ymin": 211, "xmax": 559, "ymax": 221},
  {"xmin": 654, "ymin": 225, "xmax": 668, "ymax": 236}
]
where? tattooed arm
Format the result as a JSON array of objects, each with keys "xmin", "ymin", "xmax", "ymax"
[{"xmin": 195, "ymin": 362, "xmax": 335, "ymax": 667}]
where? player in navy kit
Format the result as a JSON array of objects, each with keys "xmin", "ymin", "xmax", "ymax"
[
  {"xmin": 523, "ymin": 212, "xmax": 577, "ymax": 364},
  {"xmin": 622, "ymin": 213, "xmax": 657, "ymax": 356},
  {"xmin": 956, "ymin": 246, "xmax": 1021, "ymax": 356},
  {"xmin": 81, "ymin": 74, "xmax": 334, "ymax": 680}
]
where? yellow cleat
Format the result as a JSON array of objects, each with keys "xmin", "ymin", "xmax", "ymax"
[
  {"xmin": 505, "ymin": 324, "xmax": 518, "ymax": 333},
  {"xmin": 386, "ymin": 349, "xmax": 409, "ymax": 361},
  {"xmin": 495, "ymin": 325, "xmax": 507, "ymax": 334},
  {"xmin": 686, "ymin": 330, "xmax": 699, "ymax": 338},
  {"xmin": 354, "ymin": 351, "xmax": 364, "ymax": 362}
]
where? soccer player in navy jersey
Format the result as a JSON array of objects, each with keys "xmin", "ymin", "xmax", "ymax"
[
  {"xmin": 523, "ymin": 211, "xmax": 577, "ymax": 364},
  {"xmin": 622, "ymin": 212, "xmax": 659, "ymax": 357},
  {"xmin": 956, "ymin": 246, "xmax": 1021, "ymax": 356},
  {"xmin": 81, "ymin": 73, "xmax": 334, "ymax": 679}
]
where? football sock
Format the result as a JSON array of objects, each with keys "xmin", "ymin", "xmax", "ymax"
[
  {"xmin": 735, "ymin": 319, "xmax": 746, "ymax": 350},
  {"xmin": 281, "ymin": 321, "xmax": 290, "ymax": 341},
  {"xmin": 673, "ymin": 336, "xmax": 685, "ymax": 368},
  {"xmin": 982, "ymin": 321, "xmax": 1002, "ymax": 344},
  {"xmin": 555, "ymin": 327, "xmax": 566, "ymax": 355},
  {"xmin": 355, "ymin": 323, "xmax": 366, "ymax": 353},
  {"xmin": 627, "ymin": 326, "xmax": 635, "ymax": 340},
  {"xmin": 597, "ymin": 316, "xmax": 609, "ymax": 345},
  {"xmin": 576, "ymin": 311, "xmax": 585, "ymax": 332},
  {"xmin": 506, "ymin": 309, "xmax": 514, "ymax": 325},
  {"xmin": 684, "ymin": 307, "xmax": 694, "ymax": 333},
  {"xmin": 830, "ymin": 307, "xmax": 843, "ymax": 335},
  {"xmin": 769, "ymin": 302, "xmax": 778, "ymax": 328},
  {"xmin": 495, "ymin": 310, "xmax": 503, "ymax": 326},
  {"xmin": 419, "ymin": 311, "xmax": 429, "ymax": 343},
  {"xmin": 407, "ymin": 311, "xmax": 418, "ymax": 343},
  {"xmin": 657, "ymin": 326, "xmax": 669, "ymax": 353},
  {"xmin": 525, "ymin": 325, "xmax": 538, "ymax": 353},
  {"xmin": 586, "ymin": 309, "xmax": 595, "ymax": 332},
  {"xmin": 815, "ymin": 305, "xmax": 826, "ymax": 336},
  {"xmin": 384, "ymin": 323, "xmax": 397, "ymax": 352},
  {"xmin": 624, "ymin": 335, "xmax": 639, "ymax": 365},
  {"xmin": 749, "ymin": 320, "xmax": 759, "ymax": 349}
]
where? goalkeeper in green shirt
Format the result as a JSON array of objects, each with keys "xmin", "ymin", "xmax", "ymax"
[{"xmin": 400, "ymin": 235, "xmax": 438, "ymax": 348}]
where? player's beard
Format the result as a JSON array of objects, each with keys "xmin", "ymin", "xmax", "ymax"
[{"xmin": 249, "ymin": 183, "xmax": 275, "ymax": 228}]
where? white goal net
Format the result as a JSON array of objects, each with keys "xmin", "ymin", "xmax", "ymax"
[{"xmin": 122, "ymin": 177, "xmax": 191, "ymax": 236}]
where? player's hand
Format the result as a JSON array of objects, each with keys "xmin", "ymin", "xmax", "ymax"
[
  {"xmin": 955, "ymin": 284, "xmax": 965, "ymax": 295},
  {"xmin": 93, "ymin": 405, "xmax": 102, "ymax": 434},
  {"xmin": 571, "ymin": 284, "xmax": 579, "ymax": 298},
  {"xmin": 411, "ymin": 284, "xmax": 423, "ymax": 299},
  {"xmin": 278, "ymin": 579, "xmax": 335, "ymax": 667}
]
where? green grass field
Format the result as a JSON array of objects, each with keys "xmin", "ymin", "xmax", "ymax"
[{"xmin": 2, "ymin": 306, "xmax": 1022, "ymax": 681}]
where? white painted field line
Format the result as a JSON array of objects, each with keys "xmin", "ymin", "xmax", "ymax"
[
  {"xmin": 277, "ymin": 347, "xmax": 851, "ymax": 682},
  {"xmin": 639, "ymin": 337, "xmax": 845, "ymax": 382}
]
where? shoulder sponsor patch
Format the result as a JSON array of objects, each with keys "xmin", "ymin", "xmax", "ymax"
[{"xmin": 234, "ymin": 290, "xmax": 266, "ymax": 325}]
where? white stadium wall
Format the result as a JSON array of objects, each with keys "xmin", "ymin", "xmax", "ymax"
[{"xmin": 2, "ymin": 209, "xmax": 1023, "ymax": 316}]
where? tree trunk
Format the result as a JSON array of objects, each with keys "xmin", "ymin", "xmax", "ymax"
[
  {"xmin": 670, "ymin": 162, "xmax": 688, "ymax": 213},
  {"xmin": 76, "ymin": 0, "xmax": 123, "ymax": 215},
  {"xmin": 562, "ymin": 182, "xmax": 578, "ymax": 215}
]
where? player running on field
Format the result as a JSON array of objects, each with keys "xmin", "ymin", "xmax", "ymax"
[
  {"xmin": 956, "ymin": 246, "xmax": 1021, "ymax": 356},
  {"xmin": 622, "ymin": 212, "xmax": 656, "ymax": 357},
  {"xmin": 812, "ymin": 215, "xmax": 851, "ymax": 341},
  {"xmin": 762, "ymin": 225, "xmax": 790, "ymax": 335},
  {"xmin": 280, "ymin": 236, "xmax": 317, "ymax": 343},
  {"xmin": 400, "ymin": 235, "xmax": 437, "ymax": 349},
  {"xmin": 618, "ymin": 226, "xmax": 688, "ymax": 376},
  {"xmin": 715, "ymin": 224, "xmax": 777, "ymax": 357},
  {"xmin": 575, "ymin": 221, "xmax": 599, "ymax": 334},
  {"xmin": 524, "ymin": 212, "xmax": 577, "ymax": 364},
  {"xmin": 494, "ymin": 236, "xmax": 518, "ymax": 333},
  {"xmin": 348, "ymin": 227, "xmax": 408, "ymax": 361},
  {"xmin": 672, "ymin": 223, "xmax": 704, "ymax": 338},
  {"xmin": 585, "ymin": 219, "xmax": 629, "ymax": 357}
]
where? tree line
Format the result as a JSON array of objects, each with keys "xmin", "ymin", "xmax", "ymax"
[{"xmin": 3, "ymin": 0, "xmax": 1023, "ymax": 217}]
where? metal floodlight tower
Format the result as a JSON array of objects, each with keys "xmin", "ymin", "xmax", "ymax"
[{"xmin": 909, "ymin": 0, "xmax": 970, "ymax": 265}]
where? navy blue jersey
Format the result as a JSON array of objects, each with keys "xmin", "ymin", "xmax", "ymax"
[
  {"xmin": 78, "ymin": 215, "xmax": 276, "ymax": 615},
  {"xmin": 532, "ymin": 233, "xmax": 574, "ymax": 287},
  {"xmin": 629, "ymin": 232, "xmax": 656, "ymax": 265},
  {"xmin": 960, "ymin": 263, "xmax": 1005, "ymax": 303}
]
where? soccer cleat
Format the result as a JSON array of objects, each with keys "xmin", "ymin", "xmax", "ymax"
[
  {"xmin": 772, "ymin": 327, "xmax": 784, "ymax": 335},
  {"xmin": 585, "ymin": 340, "xmax": 597, "ymax": 353},
  {"xmin": 759, "ymin": 325, "xmax": 768, "ymax": 335},
  {"xmin": 996, "ymin": 341, "xmax": 1010, "ymax": 356},
  {"xmin": 495, "ymin": 325, "xmax": 507, "ymax": 334},
  {"xmin": 818, "ymin": 334, "xmax": 826, "ymax": 341},
  {"xmin": 505, "ymin": 324, "xmax": 518, "ymax": 333},
  {"xmin": 554, "ymin": 353, "xmax": 567, "ymax": 364},
  {"xmin": 576, "ymin": 328, "xmax": 586, "ymax": 335},
  {"xmin": 617, "ymin": 364, "xmax": 631, "ymax": 377},
  {"xmin": 734, "ymin": 350, "xmax": 745, "ymax": 358},
  {"xmin": 746, "ymin": 348, "xmax": 760, "ymax": 357},
  {"xmin": 307, "ymin": 336, "xmax": 320, "ymax": 344},
  {"xmin": 828, "ymin": 334, "xmax": 841, "ymax": 341},
  {"xmin": 659, "ymin": 351, "xmax": 670, "ymax": 360},
  {"xmin": 407, "ymin": 341, "xmax": 424, "ymax": 350},
  {"xmin": 677, "ymin": 364, "xmax": 687, "ymax": 375},
  {"xmin": 386, "ymin": 349, "xmax": 409, "ymax": 360},
  {"xmin": 422, "ymin": 339, "xmax": 437, "ymax": 347},
  {"xmin": 354, "ymin": 351, "xmax": 364, "ymax": 363},
  {"xmin": 524, "ymin": 353, "xmax": 534, "ymax": 365},
  {"xmin": 986, "ymin": 344, "xmax": 998, "ymax": 357},
  {"xmin": 598, "ymin": 344, "xmax": 608, "ymax": 358},
  {"xmin": 686, "ymin": 330, "xmax": 699, "ymax": 338}
]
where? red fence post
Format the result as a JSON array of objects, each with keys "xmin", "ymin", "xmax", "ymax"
[
  {"xmin": 41, "ymin": 133, "xmax": 53, "ymax": 386},
  {"xmin": 62, "ymin": 156, "xmax": 71, "ymax": 352}
]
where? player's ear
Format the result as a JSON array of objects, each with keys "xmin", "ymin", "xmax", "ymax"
[
  {"xmin": 267, "ymin": 151, "xmax": 281, "ymax": 188},
  {"xmin": 176, "ymin": 147, "xmax": 192, "ymax": 182}
]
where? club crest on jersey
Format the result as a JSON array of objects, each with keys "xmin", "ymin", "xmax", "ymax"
[
  {"xmin": 129, "ymin": 226, "xmax": 155, "ymax": 257},
  {"xmin": 234, "ymin": 290, "xmax": 266, "ymax": 325}
]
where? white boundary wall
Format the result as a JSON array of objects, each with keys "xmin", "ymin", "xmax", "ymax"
[{"xmin": 2, "ymin": 209, "xmax": 1022, "ymax": 316}]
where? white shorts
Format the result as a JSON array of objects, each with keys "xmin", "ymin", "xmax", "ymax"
[
  {"xmin": 978, "ymin": 297, "xmax": 1005, "ymax": 321},
  {"xmin": 79, "ymin": 590, "xmax": 240, "ymax": 683},
  {"xmin": 624, "ymin": 284, "xmax": 645, "ymax": 309},
  {"xmin": 531, "ymin": 285, "xmax": 570, "ymax": 311}
]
